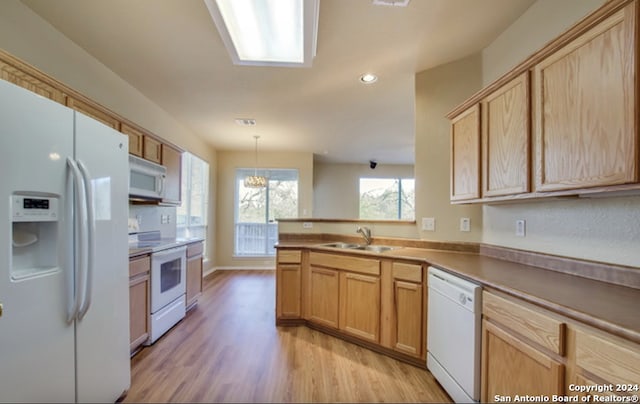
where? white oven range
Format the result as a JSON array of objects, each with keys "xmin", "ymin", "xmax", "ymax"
[{"xmin": 146, "ymin": 245, "xmax": 187, "ymax": 344}]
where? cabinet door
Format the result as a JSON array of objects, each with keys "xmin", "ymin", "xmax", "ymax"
[
  {"xmin": 339, "ymin": 272, "xmax": 380, "ymax": 342},
  {"xmin": 186, "ymin": 255, "xmax": 203, "ymax": 309},
  {"xmin": 481, "ymin": 320, "xmax": 564, "ymax": 402},
  {"xmin": 143, "ymin": 136, "xmax": 162, "ymax": 164},
  {"xmin": 129, "ymin": 274, "xmax": 150, "ymax": 353},
  {"xmin": 66, "ymin": 97, "xmax": 120, "ymax": 130},
  {"xmin": 393, "ymin": 280, "xmax": 423, "ymax": 357},
  {"xmin": 0, "ymin": 59, "xmax": 65, "ymax": 104},
  {"xmin": 161, "ymin": 144, "xmax": 182, "ymax": 205},
  {"xmin": 276, "ymin": 264, "xmax": 301, "ymax": 318},
  {"xmin": 533, "ymin": 4, "xmax": 637, "ymax": 191},
  {"xmin": 451, "ymin": 104, "xmax": 481, "ymax": 201},
  {"xmin": 482, "ymin": 73, "xmax": 530, "ymax": 197},
  {"xmin": 121, "ymin": 123, "xmax": 144, "ymax": 157},
  {"xmin": 574, "ymin": 327, "xmax": 640, "ymax": 387},
  {"xmin": 308, "ymin": 266, "xmax": 339, "ymax": 328}
]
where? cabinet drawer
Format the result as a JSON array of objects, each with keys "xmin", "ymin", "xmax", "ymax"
[
  {"xmin": 482, "ymin": 291, "xmax": 565, "ymax": 355},
  {"xmin": 392, "ymin": 262, "xmax": 422, "ymax": 283},
  {"xmin": 575, "ymin": 328, "xmax": 640, "ymax": 385},
  {"xmin": 309, "ymin": 252, "xmax": 380, "ymax": 276},
  {"xmin": 278, "ymin": 250, "xmax": 302, "ymax": 264},
  {"xmin": 129, "ymin": 255, "xmax": 150, "ymax": 278},
  {"xmin": 187, "ymin": 242, "xmax": 203, "ymax": 258}
]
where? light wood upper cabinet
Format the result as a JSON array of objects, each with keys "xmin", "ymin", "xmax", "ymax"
[
  {"xmin": 533, "ymin": 3, "xmax": 637, "ymax": 192},
  {"xmin": 161, "ymin": 144, "xmax": 182, "ymax": 205},
  {"xmin": 0, "ymin": 59, "xmax": 65, "ymax": 104},
  {"xmin": 482, "ymin": 73, "xmax": 530, "ymax": 197},
  {"xmin": 143, "ymin": 136, "xmax": 162, "ymax": 164},
  {"xmin": 339, "ymin": 272, "xmax": 380, "ymax": 343},
  {"xmin": 121, "ymin": 123, "xmax": 144, "ymax": 157},
  {"xmin": 66, "ymin": 97, "xmax": 120, "ymax": 130},
  {"xmin": 450, "ymin": 104, "xmax": 481, "ymax": 201}
]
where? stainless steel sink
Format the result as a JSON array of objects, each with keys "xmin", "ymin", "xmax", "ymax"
[
  {"xmin": 322, "ymin": 242, "xmax": 398, "ymax": 253},
  {"xmin": 322, "ymin": 242, "xmax": 361, "ymax": 249},
  {"xmin": 352, "ymin": 245, "xmax": 397, "ymax": 253}
]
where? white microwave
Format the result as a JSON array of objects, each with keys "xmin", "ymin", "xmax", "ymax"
[{"xmin": 129, "ymin": 155, "xmax": 166, "ymax": 200}]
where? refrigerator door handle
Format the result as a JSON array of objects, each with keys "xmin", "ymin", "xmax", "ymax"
[
  {"xmin": 77, "ymin": 160, "xmax": 95, "ymax": 320},
  {"xmin": 66, "ymin": 158, "xmax": 88, "ymax": 323}
]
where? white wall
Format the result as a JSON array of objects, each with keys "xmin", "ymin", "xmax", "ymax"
[
  {"xmin": 480, "ymin": 0, "xmax": 640, "ymax": 267},
  {"xmin": 313, "ymin": 162, "xmax": 414, "ymax": 219},
  {"xmin": 414, "ymin": 54, "xmax": 483, "ymax": 243}
]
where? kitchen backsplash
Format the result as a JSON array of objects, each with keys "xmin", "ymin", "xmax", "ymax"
[{"xmin": 128, "ymin": 204, "xmax": 177, "ymax": 238}]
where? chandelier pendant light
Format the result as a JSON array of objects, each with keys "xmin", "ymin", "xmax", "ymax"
[{"xmin": 244, "ymin": 135, "xmax": 268, "ymax": 188}]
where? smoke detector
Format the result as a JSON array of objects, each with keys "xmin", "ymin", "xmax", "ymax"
[{"xmin": 372, "ymin": 0, "xmax": 410, "ymax": 7}]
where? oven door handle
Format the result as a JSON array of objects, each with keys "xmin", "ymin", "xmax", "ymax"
[{"xmin": 152, "ymin": 246, "xmax": 187, "ymax": 260}]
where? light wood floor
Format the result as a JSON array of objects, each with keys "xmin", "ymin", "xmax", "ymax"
[{"xmin": 124, "ymin": 270, "xmax": 451, "ymax": 403}]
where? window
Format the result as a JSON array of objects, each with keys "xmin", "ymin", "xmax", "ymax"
[
  {"xmin": 235, "ymin": 168, "xmax": 299, "ymax": 256},
  {"xmin": 177, "ymin": 153, "xmax": 209, "ymax": 256},
  {"xmin": 359, "ymin": 178, "xmax": 415, "ymax": 220}
]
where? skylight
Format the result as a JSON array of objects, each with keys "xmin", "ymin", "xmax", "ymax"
[{"xmin": 204, "ymin": 0, "xmax": 319, "ymax": 68}]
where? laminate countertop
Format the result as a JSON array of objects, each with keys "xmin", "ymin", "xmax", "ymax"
[{"xmin": 276, "ymin": 241, "xmax": 640, "ymax": 345}]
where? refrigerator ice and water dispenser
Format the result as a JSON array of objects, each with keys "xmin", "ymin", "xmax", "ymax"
[{"xmin": 11, "ymin": 193, "xmax": 60, "ymax": 281}]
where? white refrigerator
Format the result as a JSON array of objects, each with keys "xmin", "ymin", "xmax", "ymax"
[{"xmin": 0, "ymin": 80, "xmax": 130, "ymax": 402}]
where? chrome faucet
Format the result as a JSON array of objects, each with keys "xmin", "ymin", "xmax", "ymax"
[{"xmin": 356, "ymin": 226, "xmax": 372, "ymax": 245}]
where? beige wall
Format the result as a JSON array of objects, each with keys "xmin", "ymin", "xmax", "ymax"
[
  {"xmin": 216, "ymin": 150, "xmax": 313, "ymax": 269},
  {"xmin": 414, "ymin": 54, "xmax": 483, "ymax": 243},
  {"xmin": 479, "ymin": 0, "xmax": 640, "ymax": 267},
  {"xmin": 0, "ymin": 0, "xmax": 218, "ymax": 268},
  {"xmin": 313, "ymin": 162, "xmax": 414, "ymax": 219}
]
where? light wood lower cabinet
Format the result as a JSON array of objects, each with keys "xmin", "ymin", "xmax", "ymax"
[
  {"xmin": 129, "ymin": 255, "xmax": 151, "ymax": 355},
  {"xmin": 389, "ymin": 262, "xmax": 424, "ymax": 358},
  {"xmin": 276, "ymin": 249, "xmax": 303, "ymax": 320},
  {"xmin": 308, "ymin": 266, "xmax": 339, "ymax": 328},
  {"xmin": 392, "ymin": 280, "xmax": 423, "ymax": 356},
  {"xmin": 186, "ymin": 242, "xmax": 204, "ymax": 309},
  {"xmin": 482, "ymin": 290, "xmax": 640, "ymax": 402},
  {"xmin": 339, "ymin": 272, "xmax": 380, "ymax": 342},
  {"xmin": 482, "ymin": 320, "xmax": 565, "ymax": 401}
]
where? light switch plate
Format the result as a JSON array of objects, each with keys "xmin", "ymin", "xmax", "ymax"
[
  {"xmin": 422, "ymin": 217, "xmax": 435, "ymax": 231},
  {"xmin": 516, "ymin": 219, "xmax": 526, "ymax": 237},
  {"xmin": 460, "ymin": 217, "xmax": 471, "ymax": 232}
]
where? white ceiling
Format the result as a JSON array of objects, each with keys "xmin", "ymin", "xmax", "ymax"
[{"xmin": 22, "ymin": 0, "xmax": 534, "ymax": 164}]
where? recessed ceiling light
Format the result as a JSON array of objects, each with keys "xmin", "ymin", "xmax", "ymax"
[
  {"xmin": 360, "ymin": 73, "xmax": 378, "ymax": 84},
  {"xmin": 235, "ymin": 118, "xmax": 256, "ymax": 126}
]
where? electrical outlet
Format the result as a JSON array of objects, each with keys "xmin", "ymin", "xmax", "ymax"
[
  {"xmin": 516, "ymin": 219, "xmax": 526, "ymax": 237},
  {"xmin": 303, "ymin": 222, "xmax": 313, "ymax": 229},
  {"xmin": 135, "ymin": 214, "xmax": 142, "ymax": 226},
  {"xmin": 422, "ymin": 217, "xmax": 435, "ymax": 231},
  {"xmin": 460, "ymin": 217, "xmax": 471, "ymax": 232}
]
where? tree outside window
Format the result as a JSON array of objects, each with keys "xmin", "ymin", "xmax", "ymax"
[{"xmin": 359, "ymin": 178, "xmax": 415, "ymax": 220}]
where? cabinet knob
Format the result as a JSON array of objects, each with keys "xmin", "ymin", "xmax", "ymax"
[{"xmin": 0, "ymin": 303, "xmax": 3, "ymax": 318}]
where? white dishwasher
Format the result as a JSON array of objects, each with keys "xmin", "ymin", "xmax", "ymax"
[{"xmin": 427, "ymin": 266, "xmax": 482, "ymax": 403}]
